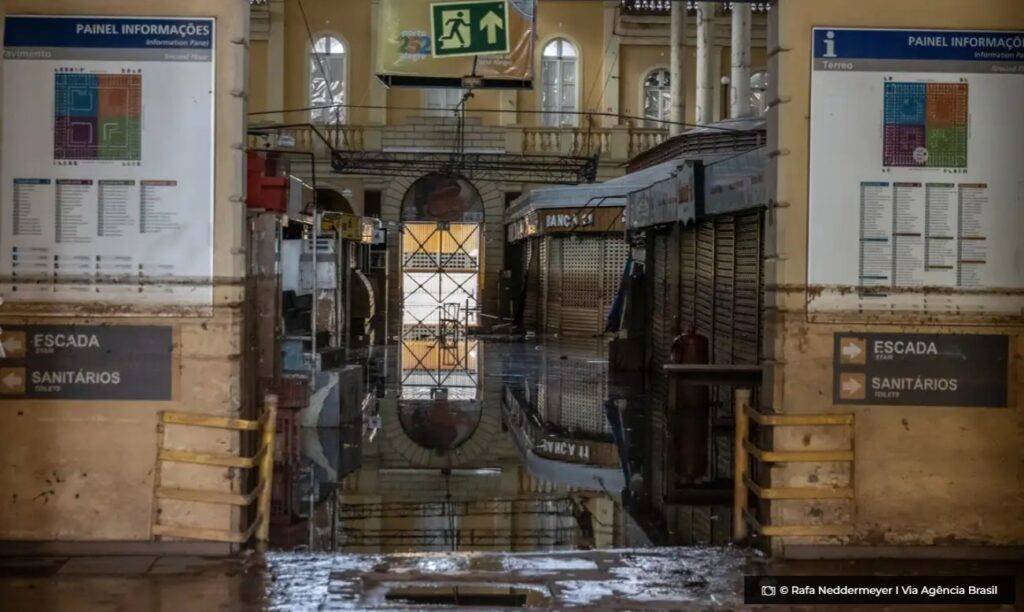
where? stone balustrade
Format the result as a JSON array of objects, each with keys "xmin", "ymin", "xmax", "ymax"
[{"xmin": 247, "ymin": 121, "xmax": 669, "ymax": 164}]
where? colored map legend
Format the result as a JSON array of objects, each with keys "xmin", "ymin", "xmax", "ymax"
[
  {"xmin": 53, "ymin": 73, "xmax": 142, "ymax": 161},
  {"xmin": 883, "ymin": 82, "xmax": 967, "ymax": 168}
]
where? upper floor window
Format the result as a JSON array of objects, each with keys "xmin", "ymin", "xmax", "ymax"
[
  {"xmin": 643, "ymin": 68, "xmax": 671, "ymax": 127},
  {"xmin": 541, "ymin": 38, "xmax": 578, "ymax": 127},
  {"xmin": 310, "ymin": 35, "xmax": 346, "ymax": 124},
  {"xmin": 423, "ymin": 88, "xmax": 465, "ymax": 118}
]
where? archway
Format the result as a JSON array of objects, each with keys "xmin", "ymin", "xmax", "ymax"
[{"xmin": 398, "ymin": 173, "xmax": 484, "ymax": 420}]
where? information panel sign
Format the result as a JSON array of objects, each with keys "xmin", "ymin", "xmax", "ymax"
[
  {"xmin": 833, "ymin": 332, "xmax": 1008, "ymax": 407},
  {"xmin": 377, "ymin": 0, "xmax": 535, "ymax": 87},
  {"xmin": 808, "ymin": 28, "xmax": 1024, "ymax": 315},
  {"xmin": 1, "ymin": 16, "xmax": 215, "ymax": 307},
  {"xmin": 0, "ymin": 324, "xmax": 173, "ymax": 400}
]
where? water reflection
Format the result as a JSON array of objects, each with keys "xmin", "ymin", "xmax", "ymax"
[{"xmin": 298, "ymin": 338, "xmax": 647, "ymax": 553}]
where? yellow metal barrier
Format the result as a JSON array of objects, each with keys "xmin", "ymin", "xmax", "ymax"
[
  {"xmin": 734, "ymin": 391, "xmax": 854, "ymax": 542},
  {"xmin": 152, "ymin": 394, "xmax": 278, "ymax": 545}
]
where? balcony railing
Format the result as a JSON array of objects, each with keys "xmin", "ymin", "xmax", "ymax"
[
  {"xmin": 248, "ymin": 123, "xmax": 670, "ymax": 164},
  {"xmin": 619, "ymin": 0, "xmax": 772, "ymax": 16}
]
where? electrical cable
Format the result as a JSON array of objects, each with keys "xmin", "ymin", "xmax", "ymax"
[{"xmin": 249, "ymin": 102, "xmax": 749, "ymax": 134}]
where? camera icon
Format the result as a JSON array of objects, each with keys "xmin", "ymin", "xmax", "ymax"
[{"xmin": 761, "ymin": 585, "xmax": 777, "ymax": 597}]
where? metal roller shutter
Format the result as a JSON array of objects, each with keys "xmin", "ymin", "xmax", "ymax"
[
  {"xmin": 602, "ymin": 238, "xmax": 630, "ymax": 332},
  {"xmin": 649, "ymin": 231, "xmax": 671, "ymax": 370},
  {"xmin": 560, "ymin": 237, "xmax": 603, "ymax": 335},
  {"xmin": 522, "ymin": 238, "xmax": 538, "ymax": 331},
  {"xmin": 544, "ymin": 237, "xmax": 561, "ymax": 334},
  {"xmin": 713, "ymin": 218, "xmax": 736, "ymax": 367},
  {"xmin": 679, "ymin": 225, "xmax": 698, "ymax": 332},
  {"xmin": 733, "ymin": 213, "xmax": 762, "ymax": 365},
  {"xmin": 694, "ymin": 222, "xmax": 716, "ymax": 342}
]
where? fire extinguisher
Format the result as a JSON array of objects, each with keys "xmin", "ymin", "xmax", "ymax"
[{"xmin": 670, "ymin": 325, "xmax": 710, "ymax": 485}]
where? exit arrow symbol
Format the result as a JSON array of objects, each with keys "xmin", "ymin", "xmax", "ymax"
[
  {"xmin": 480, "ymin": 10, "xmax": 503, "ymax": 44},
  {"xmin": 3, "ymin": 336, "xmax": 23, "ymax": 352},
  {"xmin": 2, "ymin": 371, "xmax": 22, "ymax": 388},
  {"xmin": 841, "ymin": 341, "xmax": 862, "ymax": 360},
  {"xmin": 841, "ymin": 376, "xmax": 862, "ymax": 395}
]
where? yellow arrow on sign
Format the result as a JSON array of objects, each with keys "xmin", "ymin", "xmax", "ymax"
[{"xmin": 480, "ymin": 10, "xmax": 503, "ymax": 45}]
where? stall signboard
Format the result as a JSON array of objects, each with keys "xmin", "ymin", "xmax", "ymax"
[
  {"xmin": 704, "ymin": 147, "xmax": 768, "ymax": 215},
  {"xmin": 626, "ymin": 162, "xmax": 695, "ymax": 230},
  {"xmin": 377, "ymin": 0, "xmax": 535, "ymax": 87},
  {"xmin": 539, "ymin": 207, "xmax": 624, "ymax": 235}
]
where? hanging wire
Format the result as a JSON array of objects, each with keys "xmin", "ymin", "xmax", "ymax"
[{"xmin": 249, "ymin": 102, "xmax": 750, "ymax": 134}]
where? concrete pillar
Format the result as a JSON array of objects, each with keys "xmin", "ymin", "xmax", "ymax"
[
  {"xmin": 600, "ymin": 0, "xmax": 621, "ymax": 127},
  {"xmin": 712, "ymin": 44, "xmax": 723, "ymax": 122},
  {"xmin": 669, "ymin": 0, "xmax": 687, "ymax": 136},
  {"xmin": 695, "ymin": 2, "xmax": 716, "ymax": 125},
  {"xmin": 368, "ymin": 0, "xmax": 387, "ymax": 124},
  {"xmin": 265, "ymin": 0, "xmax": 284, "ymax": 123},
  {"xmin": 730, "ymin": 1, "xmax": 752, "ymax": 118}
]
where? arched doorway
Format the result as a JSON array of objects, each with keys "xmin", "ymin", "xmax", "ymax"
[{"xmin": 399, "ymin": 174, "xmax": 483, "ymax": 409}]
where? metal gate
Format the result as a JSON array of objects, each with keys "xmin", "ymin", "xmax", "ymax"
[
  {"xmin": 643, "ymin": 211, "xmax": 765, "ymax": 544},
  {"xmin": 400, "ymin": 222, "xmax": 481, "ymax": 394},
  {"xmin": 543, "ymin": 235, "xmax": 630, "ymax": 337}
]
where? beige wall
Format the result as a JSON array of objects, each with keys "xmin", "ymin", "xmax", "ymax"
[
  {"xmin": 249, "ymin": 39, "xmax": 268, "ymax": 114},
  {"xmin": 263, "ymin": 0, "xmax": 680, "ymax": 128},
  {"xmin": 0, "ymin": 0, "xmax": 249, "ymax": 546},
  {"xmin": 282, "ymin": 0, "xmax": 372, "ymax": 124},
  {"xmin": 767, "ymin": 0, "xmax": 1024, "ymax": 555}
]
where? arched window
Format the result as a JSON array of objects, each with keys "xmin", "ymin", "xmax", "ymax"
[
  {"xmin": 643, "ymin": 68, "xmax": 671, "ymax": 127},
  {"xmin": 541, "ymin": 38, "xmax": 578, "ymax": 127},
  {"xmin": 310, "ymin": 35, "xmax": 346, "ymax": 124}
]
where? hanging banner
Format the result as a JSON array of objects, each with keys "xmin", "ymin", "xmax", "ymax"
[
  {"xmin": 807, "ymin": 28, "xmax": 1024, "ymax": 315},
  {"xmin": 1, "ymin": 16, "xmax": 215, "ymax": 308},
  {"xmin": 376, "ymin": 0, "xmax": 535, "ymax": 88}
]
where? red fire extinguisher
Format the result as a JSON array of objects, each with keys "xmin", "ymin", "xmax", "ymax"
[{"xmin": 670, "ymin": 325, "xmax": 710, "ymax": 485}]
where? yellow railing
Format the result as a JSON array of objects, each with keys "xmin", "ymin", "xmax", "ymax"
[
  {"xmin": 151, "ymin": 394, "xmax": 278, "ymax": 544},
  {"xmin": 733, "ymin": 389, "xmax": 855, "ymax": 540}
]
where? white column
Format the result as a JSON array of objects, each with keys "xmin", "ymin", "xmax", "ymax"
[
  {"xmin": 266, "ymin": 0, "xmax": 285, "ymax": 123},
  {"xmin": 600, "ymin": 0, "xmax": 621, "ymax": 127},
  {"xmin": 695, "ymin": 1, "xmax": 716, "ymax": 125},
  {"xmin": 669, "ymin": 0, "xmax": 687, "ymax": 136},
  {"xmin": 730, "ymin": 1, "xmax": 752, "ymax": 118}
]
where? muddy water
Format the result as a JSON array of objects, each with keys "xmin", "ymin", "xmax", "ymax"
[{"xmin": 290, "ymin": 337, "xmax": 655, "ymax": 554}]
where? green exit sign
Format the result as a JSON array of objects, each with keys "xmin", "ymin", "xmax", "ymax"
[{"xmin": 430, "ymin": 0, "xmax": 509, "ymax": 58}]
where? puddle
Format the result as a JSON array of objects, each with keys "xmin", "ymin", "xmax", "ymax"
[{"xmin": 286, "ymin": 337, "xmax": 664, "ymax": 553}]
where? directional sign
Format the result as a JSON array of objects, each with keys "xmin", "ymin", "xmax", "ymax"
[
  {"xmin": 430, "ymin": 0, "xmax": 509, "ymax": 58},
  {"xmin": 0, "ymin": 325, "xmax": 173, "ymax": 401},
  {"xmin": 833, "ymin": 333, "xmax": 1008, "ymax": 407}
]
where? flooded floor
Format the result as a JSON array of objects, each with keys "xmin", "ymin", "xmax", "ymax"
[
  {"xmin": 293, "ymin": 337, "xmax": 656, "ymax": 554},
  {"xmin": 3, "ymin": 337, "xmax": 1022, "ymax": 609},
  {"xmin": 3, "ymin": 551, "xmax": 1023, "ymax": 610}
]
